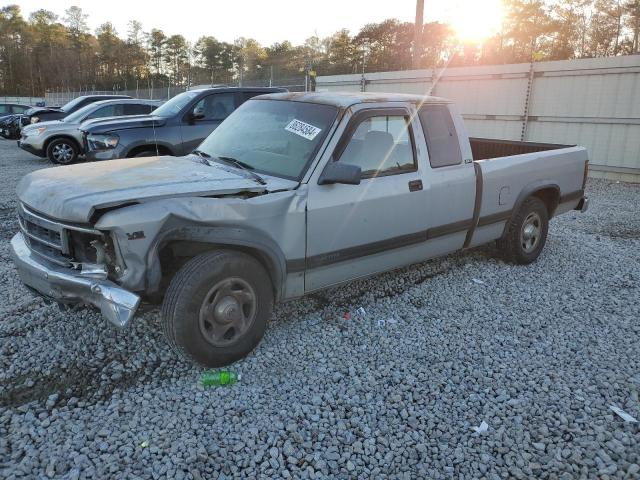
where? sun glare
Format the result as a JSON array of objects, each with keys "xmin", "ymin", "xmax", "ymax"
[{"xmin": 448, "ymin": 0, "xmax": 505, "ymax": 42}]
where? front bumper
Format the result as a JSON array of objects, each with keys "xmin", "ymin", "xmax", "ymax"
[
  {"xmin": 10, "ymin": 233, "xmax": 140, "ymax": 327},
  {"xmin": 17, "ymin": 138, "xmax": 46, "ymax": 157},
  {"xmin": 84, "ymin": 147, "xmax": 124, "ymax": 162}
]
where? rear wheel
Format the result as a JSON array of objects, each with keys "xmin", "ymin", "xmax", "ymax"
[
  {"xmin": 498, "ymin": 196, "xmax": 549, "ymax": 264},
  {"xmin": 161, "ymin": 250, "xmax": 273, "ymax": 367},
  {"xmin": 47, "ymin": 138, "xmax": 78, "ymax": 165}
]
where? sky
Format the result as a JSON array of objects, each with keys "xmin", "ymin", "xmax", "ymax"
[{"xmin": 11, "ymin": 0, "xmax": 497, "ymax": 45}]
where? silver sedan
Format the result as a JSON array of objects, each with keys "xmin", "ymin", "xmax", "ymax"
[{"xmin": 18, "ymin": 98, "xmax": 161, "ymax": 164}]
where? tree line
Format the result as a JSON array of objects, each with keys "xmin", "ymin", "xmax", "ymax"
[{"xmin": 1, "ymin": 0, "xmax": 639, "ymax": 96}]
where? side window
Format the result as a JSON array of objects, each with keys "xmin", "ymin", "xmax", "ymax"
[
  {"xmin": 86, "ymin": 104, "xmax": 122, "ymax": 120},
  {"xmin": 12, "ymin": 105, "xmax": 28, "ymax": 114},
  {"xmin": 124, "ymin": 103, "xmax": 152, "ymax": 115},
  {"xmin": 0, "ymin": 105, "xmax": 8, "ymax": 114},
  {"xmin": 193, "ymin": 93, "xmax": 236, "ymax": 121},
  {"xmin": 418, "ymin": 105, "xmax": 463, "ymax": 168},
  {"xmin": 338, "ymin": 114, "xmax": 416, "ymax": 178}
]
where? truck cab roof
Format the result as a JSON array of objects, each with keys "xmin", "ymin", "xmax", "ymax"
[{"xmin": 253, "ymin": 91, "xmax": 452, "ymax": 109}]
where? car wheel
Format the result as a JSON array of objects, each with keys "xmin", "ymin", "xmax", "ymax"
[
  {"xmin": 498, "ymin": 196, "xmax": 549, "ymax": 264},
  {"xmin": 161, "ymin": 250, "xmax": 274, "ymax": 367},
  {"xmin": 47, "ymin": 138, "xmax": 78, "ymax": 165}
]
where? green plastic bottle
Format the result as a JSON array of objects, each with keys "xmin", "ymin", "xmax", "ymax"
[{"xmin": 200, "ymin": 370, "xmax": 241, "ymax": 387}]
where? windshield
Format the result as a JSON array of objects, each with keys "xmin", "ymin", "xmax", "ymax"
[
  {"xmin": 63, "ymin": 103, "xmax": 100, "ymax": 123},
  {"xmin": 153, "ymin": 91, "xmax": 199, "ymax": 117},
  {"xmin": 197, "ymin": 99, "xmax": 337, "ymax": 180},
  {"xmin": 60, "ymin": 96, "xmax": 87, "ymax": 113}
]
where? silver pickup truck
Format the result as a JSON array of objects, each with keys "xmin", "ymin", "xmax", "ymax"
[{"xmin": 11, "ymin": 92, "xmax": 589, "ymax": 367}]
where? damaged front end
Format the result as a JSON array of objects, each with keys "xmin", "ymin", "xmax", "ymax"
[{"xmin": 11, "ymin": 203, "xmax": 139, "ymax": 327}]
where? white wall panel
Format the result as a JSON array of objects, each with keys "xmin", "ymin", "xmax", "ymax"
[{"xmin": 317, "ymin": 56, "xmax": 640, "ymax": 180}]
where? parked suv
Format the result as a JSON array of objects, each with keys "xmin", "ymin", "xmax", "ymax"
[
  {"xmin": 18, "ymin": 99, "xmax": 161, "ymax": 164},
  {"xmin": 24, "ymin": 94, "xmax": 132, "ymax": 125},
  {"xmin": 81, "ymin": 87, "xmax": 286, "ymax": 161}
]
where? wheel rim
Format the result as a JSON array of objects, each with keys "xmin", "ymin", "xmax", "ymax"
[
  {"xmin": 198, "ymin": 277, "xmax": 257, "ymax": 347},
  {"xmin": 521, "ymin": 212, "xmax": 542, "ymax": 254},
  {"xmin": 52, "ymin": 143, "xmax": 74, "ymax": 163}
]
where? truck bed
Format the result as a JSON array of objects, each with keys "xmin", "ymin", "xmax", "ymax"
[{"xmin": 470, "ymin": 137, "xmax": 572, "ymax": 160}]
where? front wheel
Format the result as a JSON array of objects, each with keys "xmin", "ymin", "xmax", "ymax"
[
  {"xmin": 47, "ymin": 138, "xmax": 79, "ymax": 165},
  {"xmin": 161, "ymin": 250, "xmax": 274, "ymax": 367},
  {"xmin": 498, "ymin": 196, "xmax": 549, "ymax": 264}
]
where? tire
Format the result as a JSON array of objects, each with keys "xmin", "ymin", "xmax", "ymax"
[
  {"xmin": 498, "ymin": 196, "xmax": 549, "ymax": 265},
  {"xmin": 47, "ymin": 138, "xmax": 78, "ymax": 165},
  {"xmin": 161, "ymin": 250, "xmax": 274, "ymax": 367}
]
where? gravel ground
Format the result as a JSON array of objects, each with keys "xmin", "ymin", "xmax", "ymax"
[{"xmin": 0, "ymin": 138, "xmax": 639, "ymax": 480}]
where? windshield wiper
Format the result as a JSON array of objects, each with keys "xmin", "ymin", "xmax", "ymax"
[
  {"xmin": 192, "ymin": 149, "xmax": 212, "ymax": 165},
  {"xmin": 193, "ymin": 149, "xmax": 211, "ymax": 158},
  {"xmin": 215, "ymin": 155, "xmax": 267, "ymax": 186}
]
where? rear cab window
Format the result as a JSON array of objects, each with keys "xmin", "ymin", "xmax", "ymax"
[{"xmin": 418, "ymin": 104, "xmax": 463, "ymax": 168}]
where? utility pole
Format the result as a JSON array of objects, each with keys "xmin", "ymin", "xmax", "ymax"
[{"xmin": 413, "ymin": 0, "xmax": 424, "ymax": 69}]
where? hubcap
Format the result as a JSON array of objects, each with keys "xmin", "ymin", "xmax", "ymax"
[
  {"xmin": 521, "ymin": 212, "xmax": 542, "ymax": 254},
  {"xmin": 52, "ymin": 143, "xmax": 74, "ymax": 163},
  {"xmin": 199, "ymin": 277, "xmax": 256, "ymax": 347}
]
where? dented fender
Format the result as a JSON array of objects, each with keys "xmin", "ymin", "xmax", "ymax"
[{"xmin": 95, "ymin": 189, "xmax": 307, "ymax": 298}]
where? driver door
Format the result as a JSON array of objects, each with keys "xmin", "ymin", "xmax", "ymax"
[{"xmin": 305, "ymin": 106, "xmax": 430, "ymax": 291}]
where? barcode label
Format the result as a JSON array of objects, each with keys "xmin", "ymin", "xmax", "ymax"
[{"xmin": 285, "ymin": 119, "xmax": 322, "ymax": 140}]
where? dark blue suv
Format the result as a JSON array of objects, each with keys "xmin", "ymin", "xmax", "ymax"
[{"xmin": 81, "ymin": 87, "xmax": 286, "ymax": 161}]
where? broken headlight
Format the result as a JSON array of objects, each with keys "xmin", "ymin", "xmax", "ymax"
[{"xmin": 67, "ymin": 231, "xmax": 119, "ymax": 277}]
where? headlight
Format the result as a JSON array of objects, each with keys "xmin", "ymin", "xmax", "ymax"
[
  {"xmin": 87, "ymin": 133, "xmax": 119, "ymax": 151},
  {"xmin": 30, "ymin": 116, "xmax": 40, "ymax": 124}
]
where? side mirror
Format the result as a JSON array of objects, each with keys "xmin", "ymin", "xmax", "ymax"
[
  {"xmin": 191, "ymin": 106, "xmax": 205, "ymax": 121},
  {"xmin": 318, "ymin": 162, "xmax": 361, "ymax": 186}
]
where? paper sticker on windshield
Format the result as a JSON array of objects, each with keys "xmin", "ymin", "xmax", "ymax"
[{"xmin": 285, "ymin": 119, "xmax": 322, "ymax": 140}]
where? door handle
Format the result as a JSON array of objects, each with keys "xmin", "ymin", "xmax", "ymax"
[{"xmin": 408, "ymin": 180, "xmax": 423, "ymax": 192}]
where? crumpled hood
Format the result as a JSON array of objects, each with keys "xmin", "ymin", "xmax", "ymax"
[
  {"xmin": 17, "ymin": 155, "xmax": 298, "ymax": 224},
  {"xmin": 25, "ymin": 106, "xmax": 62, "ymax": 116},
  {"xmin": 0, "ymin": 114, "xmax": 18, "ymax": 125}
]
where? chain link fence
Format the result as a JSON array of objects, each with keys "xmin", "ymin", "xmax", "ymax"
[
  {"xmin": 43, "ymin": 76, "xmax": 307, "ymax": 107},
  {"xmin": 44, "ymin": 87, "xmax": 186, "ymax": 106}
]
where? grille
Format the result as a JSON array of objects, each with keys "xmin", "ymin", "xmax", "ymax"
[{"xmin": 17, "ymin": 203, "xmax": 102, "ymax": 267}]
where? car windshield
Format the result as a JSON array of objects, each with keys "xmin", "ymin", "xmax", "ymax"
[
  {"xmin": 197, "ymin": 99, "xmax": 337, "ymax": 180},
  {"xmin": 63, "ymin": 103, "xmax": 101, "ymax": 123},
  {"xmin": 60, "ymin": 96, "xmax": 87, "ymax": 113},
  {"xmin": 153, "ymin": 91, "xmax": 199, "ymax": 117}
]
